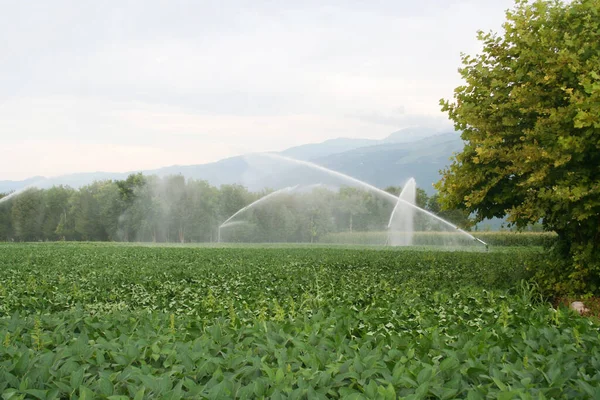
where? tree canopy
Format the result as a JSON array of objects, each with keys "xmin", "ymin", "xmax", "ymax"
[
  {"xmin": 0, "ymin": 174, "xmax": 460, "ymax": 244},
  {"xmin": 437, "ymin": 0, "xmax": 600, "ymax": 294}
]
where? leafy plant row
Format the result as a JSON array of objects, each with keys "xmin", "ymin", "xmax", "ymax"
[{"xmin": 0, "ymin": 243, "xmax": 598, "ymax": 399}]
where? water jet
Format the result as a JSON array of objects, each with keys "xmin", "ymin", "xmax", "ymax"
[{"xmin": 219, "ymin": 153, "xmax": 487, "ymax": 247}]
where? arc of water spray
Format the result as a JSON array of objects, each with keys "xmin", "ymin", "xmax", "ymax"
[
  {"xmin": 219, "ymin": 220, "xmax": 249, "ymax": 229},
  {"xmin": 0, "ymin": 179, "xmax": 48, "ymax": 205},
  {"xmin": 259, "ymin": 153, "xmax": 487, "ymax": 246},
  {"xmin": 387, "ymin": 178, "xmax": 416, "ymax": 229},
  {"xmin": 218, "ymin": 185, "xmax": 298, "ymax": 242},
  {"xmin": 0, "ymin": 190, "xmax": 20, "ymax": 204}
]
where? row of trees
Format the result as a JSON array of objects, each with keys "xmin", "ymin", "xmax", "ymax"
[
  {"xmin": 0, "ymin": 174, "xmax": 469, "ymax": 243},
  {"xmin": 0, "ymin": 174, "xmax": 254, "ymax": 242}
]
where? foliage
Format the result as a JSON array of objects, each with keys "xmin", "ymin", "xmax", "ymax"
[
  {"xmin": 10, "ymin": 188, "xmax": 45, "ymax": 241},
  {"xmin": 0, "ymin": 243, "xmax": 598, "ymax": 398},
  {"xmin": 0, "ymin": 175, "xmax": 471, "ymax": 244},
  {"xmin": 0, "ymin": 193, "xmax": 13, "ymax": 241},
  {"xmin": 437, "ymin": 0, "xmax": 600, "ymax": 295},
  {"xmin": 427, "ymin": 194, "xmax": 471, "ymax": 229}
]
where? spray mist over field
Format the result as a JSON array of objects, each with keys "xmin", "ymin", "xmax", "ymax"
[{"xmin": 0, "ymin": 154, "xmax": 482, "ymax": 247}]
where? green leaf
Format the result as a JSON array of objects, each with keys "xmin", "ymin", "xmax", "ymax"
[
  {"xmin": 417, "ymin": 367, "xmax": 433, "ymax": 385},
  {"xmin": 492, "ymin": 377, "xmax": 508, "ymax": 392},
  {"xmin": 14, "ymin": 352, "xmax": 29, "ymax": 375},
  {"xmin": 577, "ymin": 380, "xmax": 600, "ymax": 397},
  {"xmin": 545, "ymin": 365, "xmax": 561, "ymax": 386},
  {"xmin": 364, "ymin": 380, "xmax": 378, "ymax": 398},
  {"xmin": 416, "ymin": 381, "xmax": 430, "ymax": 398},
  {"xmin": 70, "ymin": 369, "xmax": 84, "ymax": 389},
  {"xmin": 275, "ymin": 368, "xmax": 285, "ymax": 385},
  {"xmin": 1, "ymin": 389, "xmax": 20, "ymax": 400},
  {"xmin": 46, "ymin": 389, "xmax": 60, "ymax": 400},
  {"xmin": 253, "ymin": 379, "xmax": 266, "ymax": 397},
  {"xmin": 23, "ymin": 390, "xmax": 47, "ymax": 400},
  {"xmin": 97, "ymin": 377, "xmax": 114, "ymax": 397},
  {"xmin": 79, "ymin": 385, "xmax": 94, "ymax": 400},
  {"xmin": 52, "ymin": 382, "xmax": 72, "ymax": 394},
  {"xmin": 377, "ymin": 384, "xmax": 396, "ymax": 400},
  {"xmin": 439, "ymin": 357, "xmax": 459, "ymax": 372},
  {"xmin": 497, "ymin": 391, "xmax": 519, "ymax": 400},
  {"xmin": 466, "ymin": 390, "xmax": 484, "ymax": 400},
  {"xmin": 133, "ymin": 387, "xmax": 145, "ymax": 400}
]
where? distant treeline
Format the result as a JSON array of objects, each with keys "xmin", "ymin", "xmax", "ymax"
[{"xmin": 0, "ymin": 173, "xmax": 470, "ymax": 242}]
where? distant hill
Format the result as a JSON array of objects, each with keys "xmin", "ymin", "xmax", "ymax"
[
  {"xmin": 1, "ymin": 128, "xmax": 463, "ymax": 195},
  {"xmin": 280, "ymin": 126, "xmax": 446, "ymax": 161},
  {"xmin": 0, "ymin": 173, "xmax": 130, "ymax": 194},
  {"xmin": 281, "ymin": 138, "xmax": 378, "ymax": 161},
  {"xmin": 382, "ymin": 126, "xmax": 446, "ymax": 144},
  {"xmin": 0, "ymin": 176, "xmax": 45, "ymax": 194},
  {"xmin": 317, "ymin": 133, "xmax": 463, "ymax": 193},
  {"xmin": 258, "ymin": 133, "xmax": 462, "ymax": 194}
]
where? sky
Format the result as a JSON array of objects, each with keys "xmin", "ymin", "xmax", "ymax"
[{"xmin": 1, "ymin": 0, "xmax": 516, "ymax": 181}]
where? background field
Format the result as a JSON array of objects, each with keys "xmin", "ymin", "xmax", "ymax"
[{"xmin": 1, "ymin": 243, "xmax": 599, "ymax": 399}]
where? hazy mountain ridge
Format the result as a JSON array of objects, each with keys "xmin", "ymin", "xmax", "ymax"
[
  {"xmin": 281, "ymin": 127, "xmax": 449, "ymax": 161},
  {"xmin": 281, "ymin": 138, "xmax": 379, "ymax": 161},
  {"xmin": 0, "ymin": 176, "xmax": 45, "ymax": 193},
  {"xmin": 314, "ymin": 133, "xmax": 462, "ymax": 194},
  {"xmin": 1, "ymin": 128, "xmax": 463, "ymax": 194}
]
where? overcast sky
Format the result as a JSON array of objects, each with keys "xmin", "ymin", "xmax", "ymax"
[{"xmin": 0, "ymin": 0, "xmax": 515, "ymax": 180}]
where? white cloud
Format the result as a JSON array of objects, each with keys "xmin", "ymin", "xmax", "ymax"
[
  {"xmin": 0, "ymin": 0, "xmax": 515, "ymax": 180},
  {"xmin": 1, "ymin": 96, "xmax": 401, "ymax": 179}
]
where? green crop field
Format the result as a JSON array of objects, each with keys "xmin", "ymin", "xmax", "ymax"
[{"xmin": 1, "ymin": 243, "xmax": 599, "ymax": 399}]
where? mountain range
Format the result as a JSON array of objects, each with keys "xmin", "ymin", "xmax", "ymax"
[{"xmin": 1, "ymin": 127, "xmax": 463, "ymax": 195}]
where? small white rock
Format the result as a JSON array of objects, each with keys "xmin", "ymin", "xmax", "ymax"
[{"xmin": 570, "ymin": 301, "xmax": 590, "ymax": 315}]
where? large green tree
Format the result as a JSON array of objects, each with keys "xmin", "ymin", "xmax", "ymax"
[
  {"xmin": 11, "ymin": 188, "xmax": 45, "ymax": 241},
  {"xmin": 186, "ymin": 179, "xmax": 220, "ymax": 242},
  {"xmin": 116, "ymin": 173, "xmax": 148, "ymax": 241},
  {"xmin": 437, "ymin": 0, "xmax": 600, "ymax": 294},
  {"xmin": 0, "ymin": 193, "xmax": 13, "ymax": 240},
  {"xmin": 41, "ymin": 185, "xmax": 74, "ymax": 240}
]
